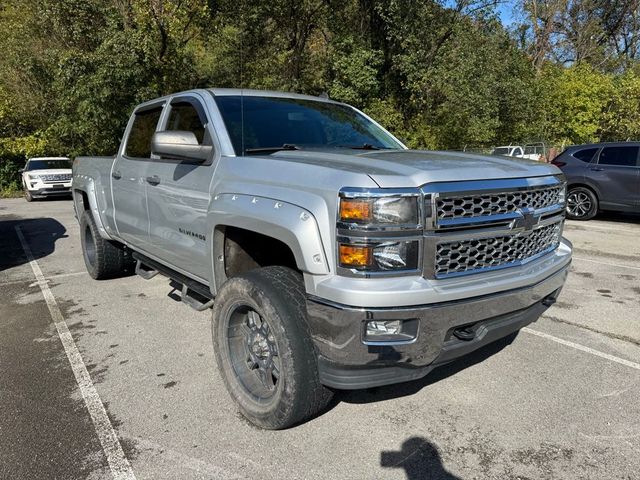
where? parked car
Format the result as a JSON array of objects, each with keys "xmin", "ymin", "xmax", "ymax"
[
  {"xmin": 72, "ymin": 89, "xmax": 571, "ymax": 429},
  {"xmin": 492, "ymin": 145, "xmax": 525, "ymax": 157},
  {"xmin": 551, "ymin": 142, "xmax": 640, "ymax": 220},
  {"xmin": 492, "ymin": 143, "xmax": 546, "ymax": 162},
  {"xmin": 21, "ymin": 157, "xmax": 73, "ymax": 201}
]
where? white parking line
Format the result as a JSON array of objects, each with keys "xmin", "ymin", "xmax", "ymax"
[
  {"xmin": 572, "ymin": 256, "xmax": 640, "ymax": 271},
  {"xmin": 523, "ymin": 327, "xmax": 640, "ymax": 371},
  {"xmin": 0, "ymin": 271, "xmax": 88, "ymax": 287},
  {"xmin": 15, "ymin": 226, "xmax": 136, "ymax": 480},
  {"xmin": 565, "ymin": 223, "xmax": 639, "ymax": 235}
]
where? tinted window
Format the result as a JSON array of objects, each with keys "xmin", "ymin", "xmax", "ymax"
[
  {"xmin": 26, "ymin": 159, "xmax": 72, "ymax": 170},
  {"xmin": 598, "ymin": 146, "xmax": 639, "ymax": 167},
  {"xmin": 492, "ymin": 147, "xmax": 510, "ymax": 155},
  {"xmin": 214, "ymin": 96, "xmax": 402, "ymax": 155},
  {"xmin": 125, "ymin": 107, "xmax": 163, "ymax": 158},
  {"xmin": 572, "ymin": 148, "xmax": 598, "ymax": 163},
  {"xmin": 166, "ymin": 101, "xmax": 209, "ymax": 144},
  {"xmin": 512, "ymin": 148, "xmax": 522, "ymax": 156}
]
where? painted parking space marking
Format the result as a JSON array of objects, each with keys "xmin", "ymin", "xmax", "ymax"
[
  {"xmin": 15, "ymin": 226, "xmax": 136, "ymax": 480},
  {"xmin": 523, "ymin": 327, "xmax": 640, "ymax": 371},
  {"xmin": 572, "ymin": 256, "xmax": 640, "ymax": 271}
]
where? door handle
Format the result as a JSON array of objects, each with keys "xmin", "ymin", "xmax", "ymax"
[
  {"xmin": 112, "ymin": 170, "xmax": 122, "ymax": 180},
  {"xmin": 589, "ymin": 167, "xmax": 604, "ymax": 172},
  {"xmin": 146, "ymin": 175, "xmax": 161, "ymax": 186}
]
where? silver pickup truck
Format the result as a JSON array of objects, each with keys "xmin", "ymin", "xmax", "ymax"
[{"xmin": 73, "ymin": 89, "xmax": 572, "ymax": 429}]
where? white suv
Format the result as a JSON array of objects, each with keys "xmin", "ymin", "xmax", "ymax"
[{"xmin": 21, "ymin": 157, "xmax": 73, "ymax": 202}]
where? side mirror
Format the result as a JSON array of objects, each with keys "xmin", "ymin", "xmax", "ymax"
[
  {"xmin": 151, "ymin": 131, "xmax": 212, "ymax": 162},
  {"xmin": 18, "ymin": 168, "xmax": 25, "ymax": 173}
]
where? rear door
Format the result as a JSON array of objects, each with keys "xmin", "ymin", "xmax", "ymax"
[
  {"xmin": 145, "ymin": 93, "xmax": 218, "ymax": 282},
  {"xmin": 112, "ymin": 103, "xmax": 164, "ymax": 247},
  {"xmin": 590, "ymin": 145, "xmax": 640, "ymax": 211}
]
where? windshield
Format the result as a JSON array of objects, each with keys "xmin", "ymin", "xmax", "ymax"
[
  {"xmin": 492, "ymin": 147, "xmax": 511, "ymax": 155},
  {"xmin": 26, "ymin": 159, "xmax": 72, "ymax": 170},
  {"xmin": 214, "ymin": 95, "xmax": 403, "ymax": 155}
]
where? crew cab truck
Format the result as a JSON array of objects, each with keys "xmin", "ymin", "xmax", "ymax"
[{"xmin": 72, "ymin": 89, "xmax": 572, "ymax": 429}]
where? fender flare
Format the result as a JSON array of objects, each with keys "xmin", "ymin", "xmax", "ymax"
[
  {"xmin": 209, "ymin": 193, "xmax": 330, "ymax": 277},
  {"xmin": 72, "ymin": 176, "xmax": 112, "ymax": 240}
]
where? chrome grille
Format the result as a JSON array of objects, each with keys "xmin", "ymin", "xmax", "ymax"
[
  {"xmin": 434, "ymin": 221, "xmax": 562, "ymax": 277},
  {"xmin": 423, "ymin": 177, "xmax": 566, "ymax": 278},
  {"xmin": 41, "ymin": 173, "xmax": 72, "ymax": 182},
  {"xmin": 436, "ymin": 185, "xmax": 563, "ymax": 222}
]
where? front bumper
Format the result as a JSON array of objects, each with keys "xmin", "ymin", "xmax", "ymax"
[
  {"xmin": 27, "ymin": 184, "xmax": 72, "ymax": 196},
  {"xmin": 307, "ymin": 264, "xmax": 569, "ymax": 389}
]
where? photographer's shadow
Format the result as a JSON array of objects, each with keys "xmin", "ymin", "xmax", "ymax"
[{"xmin": 381, "ymin": 436, "xmax": 460, "ymax": 479}]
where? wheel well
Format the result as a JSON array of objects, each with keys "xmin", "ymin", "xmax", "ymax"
[
  {"xmin": 74, "ymin": 189, "xmax": 91, "ymax": 212},
  {"xmin": 220, "ymin": 226, "xmax": 299, "ymax": 278},
  {"xmin": 567, "ymin": 183, "xmax": 599, "ymax": 200}
]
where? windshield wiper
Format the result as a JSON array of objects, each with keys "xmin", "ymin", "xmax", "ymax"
[
  {"xmin": 337, "ymin": 143, "xmax": 382, "ymax": 150},
  {"xmin": 244, "ymin": 144, "xmax": 300, "ymax": 155}
]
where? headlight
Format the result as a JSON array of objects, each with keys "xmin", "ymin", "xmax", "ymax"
[
  {"xmin": 27, "ymin": 174, "xmax": 40, "ymax": 180},
  {"xmin": 339, "ymin": 195, "xmax": 418, "ymax": 226},
  {"xmin": 338, "ymin": 240, "xmax": 420, "ymax": 272}
]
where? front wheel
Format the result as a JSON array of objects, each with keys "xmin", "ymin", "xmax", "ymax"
[
  {"xmin": 212, "ymin": 266, "xmax": 332, "ymax": 429},
  {"xmin": 566, "ymin": 187, "xmax": 598, "ymax": 220},
  {"xmin": 24, "ymin": 186, "xmax": 34, "ymax": 202}
]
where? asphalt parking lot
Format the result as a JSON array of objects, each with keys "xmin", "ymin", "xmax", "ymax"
[{"xmin": 1, "ymin": 197, "xmax": 639, "ymax": 480}]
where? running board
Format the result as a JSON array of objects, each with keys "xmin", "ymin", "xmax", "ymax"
[
  {"xmin": 169, "ymin": 281, "xmax": 214, "ymax": 311},
  {"xmin": 135, "ymin": 260, "xmax": 159, "ymax": 280},
  {"xmin": 132, "ymin": 252, "xmax": 214, "ymax": 311}
]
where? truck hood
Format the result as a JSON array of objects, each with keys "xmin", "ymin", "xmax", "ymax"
[{"xmin": 270, "ymin": 149, "xmax": 560, "ymax": 188}]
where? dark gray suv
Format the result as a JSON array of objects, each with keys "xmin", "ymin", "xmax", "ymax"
[{"xmin": 552, "ymin": 142, "xmax": 640, "ymax": 220}]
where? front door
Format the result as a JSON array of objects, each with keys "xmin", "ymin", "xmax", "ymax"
[
  {"xmin": 112, "ymin": 104, "xmax": 164, "ymax": 247},
  {"xmin": 145, "ymin": 94, "xmax": 217, "ymax": 282},
  {"xmin": 590, "ymin": 145, "xmax": 640, "ymax": 212}
]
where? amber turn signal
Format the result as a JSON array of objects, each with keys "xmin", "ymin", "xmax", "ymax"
[
  {"xmin": 339, "ymin": 198, "xmax": 372, "ymax": 222},
  {"xmin": 339, "ymin": 244, "xmax": 372, "ymax": 267}
]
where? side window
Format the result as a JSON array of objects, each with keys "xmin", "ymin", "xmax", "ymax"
[
  {"xmin": 573, "ymin": 148, "xmax": 598, "ymax": 163},
  {"xmin": 166, "ymin": 101, "xmax": 211, "ymax": 145},
  {"xmin": 125, "ymin": 107, "xmax": 163, "ymax": 158},
  {"xmin": 598, "ymin": 146, "xmax": 639, "ymax": 167},
  {"xmin": 512, "ymin": 148, "xmax": 522, "ymax": 156}
]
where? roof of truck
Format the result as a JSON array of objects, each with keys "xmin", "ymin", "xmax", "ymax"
[
  {"xmin": 208, "ymin": 88, "xmax": 339, "ymax": 104},
  {"xmin": 27, "ymin": 157, "xmax": 70, "ymax": 161}
]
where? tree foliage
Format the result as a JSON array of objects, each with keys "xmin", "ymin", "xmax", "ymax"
[{"xmin": 1, "ymin": 0, "xmax": 640, "ymax": 193}]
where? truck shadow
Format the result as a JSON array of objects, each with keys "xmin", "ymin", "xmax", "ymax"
[
  {"xmin": 0, "ymin": 217, "xmax": 67, "ymax": 272},
  {"xmin": 336, "ymin": 332, "xmax": 518, "ymax": 405},
  {"xmin": 381, "ymin": 436, "xmax": 461, "ymax": 479}
]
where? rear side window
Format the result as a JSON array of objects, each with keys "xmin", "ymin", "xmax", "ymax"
[
  {"xmin": 165, "ymin": 101, "xmax": 210, "ymax": 145},
  {"xmin": 572, "ymin": 148, "xmax": 598, "ymax": 163},
  {"xmin": 125, "ymin": 107, "xmax": 163, "ymax": 158},
  {"xmin": 598, "ymin": 146, "xmax": 639, "ymax": 167}
]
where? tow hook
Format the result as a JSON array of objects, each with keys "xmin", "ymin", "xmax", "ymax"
[
  {"xmin": 453, "ymin": 326, "xmax": 476, "ymax": 341},
  {"xmin": 542, "ymin": 295, "xmax": 557, "ymax": 307}
]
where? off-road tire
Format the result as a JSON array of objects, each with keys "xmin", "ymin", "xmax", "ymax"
[
  {"xmin": 212, "ymin": 266, "xmax": 332, "ymax": 429},
  {"xmin": 566, "ymin": 186, "xmax": 598, "ymax": 220},
  {"xmin": 80, "ymin": 210, "xmax": 133, "ymax": 279}
]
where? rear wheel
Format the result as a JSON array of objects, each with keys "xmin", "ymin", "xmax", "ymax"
[
  {"xmin": 80, "ymin": 210, "xmax": 133, "ymax": 279},
  {"xmin": 212, "ymin": 266, "xmax": 332, "ymax": 429},
  {"xmin": 566, "ymin": 187, "xmax": 598, "ymax": 220}
]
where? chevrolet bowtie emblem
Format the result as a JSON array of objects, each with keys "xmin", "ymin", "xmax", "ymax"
[{"xmin": 513, "ymin": 209, "xmax": 539, "ymax": 231}]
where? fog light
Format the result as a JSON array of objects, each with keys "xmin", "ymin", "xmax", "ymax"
[
  {"xmin": 363, "ymin": 318, "xmax": 419, "ymax": 344},
  {"xmin": 366, "ymin": 320, "xmax": 402, "ymax": 336}
]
